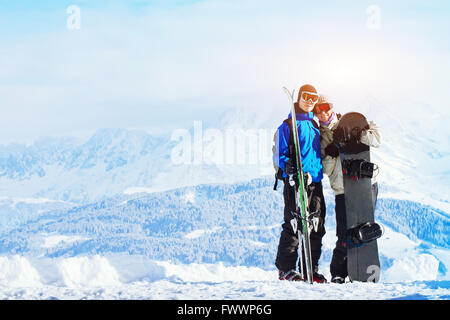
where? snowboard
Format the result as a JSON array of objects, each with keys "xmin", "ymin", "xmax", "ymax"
[{"xmin": 335, "ymin": 112, "xmax": 381, "ymax": 283}]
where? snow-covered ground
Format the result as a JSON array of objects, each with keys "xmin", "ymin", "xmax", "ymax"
[
  {"xmin": 0, "ymin": 220, "xmax": 447, "ymax": 300},
  {"xmin": 0, "ymin": 255, "xmax": 448, "ymax": 300}
]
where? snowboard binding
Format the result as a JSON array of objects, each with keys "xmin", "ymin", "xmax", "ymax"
[
  {"xmin": 347, "ymin": 222, "xmax": 383, "ymax": 247},
  {"xmin": 342, "ymin": 159, "xmax": 377, "ymax": 180}
]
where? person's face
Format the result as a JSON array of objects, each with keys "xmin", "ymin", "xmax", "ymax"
[
  {"xmin": 299, "ymin": 91, "xmax": 318, "ymax": 112},
  {"xmin": 316, "ymin": 109, "xmax": 334, "ymax": 122}
]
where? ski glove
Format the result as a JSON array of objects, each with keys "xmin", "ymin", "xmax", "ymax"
[
  {"xmin": 325, "ymin": 143, "xmax": 339, "ymax": 158},
  {"xmin": 285, "ymin": 158, "xmax": 312, "ymax": 188},
  {"xmin": 332, "ymin": 127, "xmax": 346, "ymax": 144},
  {"xmin": 285, "ymin": 158, "xmax": 297, "ymax": 175}
]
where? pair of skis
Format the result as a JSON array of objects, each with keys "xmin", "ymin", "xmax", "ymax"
[{"xmin": 282, "ymin": 87, "xmax": 316, "ymax": 284}]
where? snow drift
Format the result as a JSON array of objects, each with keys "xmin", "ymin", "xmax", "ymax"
[{"xmin": 0, "ymin": 254, "xmax": 448, "ymax": 300}]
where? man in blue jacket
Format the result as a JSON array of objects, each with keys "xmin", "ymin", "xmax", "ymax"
[{"xmin": 273, "ymin": 84, "xmax": 327, "ymax": 283}]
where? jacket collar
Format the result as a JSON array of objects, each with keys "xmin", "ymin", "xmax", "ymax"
[
  {"xmin": 287, "ymin": 111, "xmax": 314, "ymax": 121},
  {"xmin": 320, "ymin": 112, "xmax": 339, "ymax": 129}
]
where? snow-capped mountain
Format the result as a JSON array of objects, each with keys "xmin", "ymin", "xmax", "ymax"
[
  {"xmin": 0, "ymin": 129, "xmax": 173, "ymax": 203},
  {"xmin": 0, "ymin": 109, "xmax": 277, "ymax": 207},
  {"xmin": 1, "ymin": 98, "xmax": 448, "ymax": 209},
  {"xmin": 0, "ymin": 99, "xmax": 448, "ymax": 233},
  {"xmin": 0, "ymin": 112, "xmax": 269, "ymax": 233}
]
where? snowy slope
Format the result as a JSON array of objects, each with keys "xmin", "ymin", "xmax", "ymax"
[
  {"xmin": 0, "ymin": 197, "xmax": 73, "ymax": 229},
  {"xmin": 0, "ymin": 255, "xmax": 449, "ymax": 300}
]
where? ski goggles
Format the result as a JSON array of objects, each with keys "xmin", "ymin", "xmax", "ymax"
[
  {"xmin": 314, "ymin": 102, "xmax": 333, "ymax": 113},
  {"xmin": 300, "ymin": 91, "xmax": 319, "ymax": 103}
]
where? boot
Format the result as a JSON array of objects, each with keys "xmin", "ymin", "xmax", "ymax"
[
  {"xmin": 313, "ymin": 271, "xmax": 327, "ymax": 283},
  {"xmin": 331, "ymin": 276, "xmax": 346, "ymax": 284},
  {"xmin": 278, "ymin": 269, "xmax": 305, "ymax": 282}
]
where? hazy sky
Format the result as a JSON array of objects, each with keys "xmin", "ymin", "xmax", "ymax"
[{"xmin": 0, "ymin": 0, "xmax": 449, "ymax": 144}]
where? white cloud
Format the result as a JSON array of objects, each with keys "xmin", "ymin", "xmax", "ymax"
[{"xmin": 0, "ymin": 0, "xmax": 448, "ymax": 144}]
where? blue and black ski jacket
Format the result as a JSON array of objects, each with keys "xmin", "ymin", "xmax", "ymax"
[{"xmin": 273, "ymin": 112, "xmax": 323, "ymax": 183}]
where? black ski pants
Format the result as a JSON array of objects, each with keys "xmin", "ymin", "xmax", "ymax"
[
  {"xmin": 275, "ymin": 180, "xmax": 326, "ymax": 273},
  {"xmin": 330, "ymin": 194, "xmax": 347, "ymax": 278}
]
